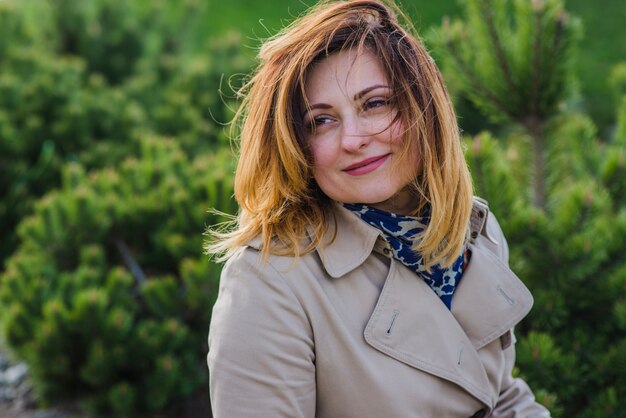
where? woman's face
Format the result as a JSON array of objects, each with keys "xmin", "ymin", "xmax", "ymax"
[{"xmin": 303, "ymin": 49, "xmax": 421, "ymax": 214}]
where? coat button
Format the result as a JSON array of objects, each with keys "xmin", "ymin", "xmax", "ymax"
[{"xmin": 470, "ymin": 409, "xmax": 486, "ymax": 418}]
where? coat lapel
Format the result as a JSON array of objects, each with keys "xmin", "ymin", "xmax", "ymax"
[
  {"xmin": 362, "ymin": 239, "xmax": 533, "ymax": 408},
  {"xmin": 450, "ymin": 242, "xmax": 534, "ymax": 350},
  {"xmin": 314, "ymin": 201, "xmax": 534, "ymax": 408},
  {"xmin": 363, "ymin": 260, "xmax": 497, "ymax": 407},
  {"xmin": 314, "ymin": 203, "xmax": 382, "ymax": 278}
]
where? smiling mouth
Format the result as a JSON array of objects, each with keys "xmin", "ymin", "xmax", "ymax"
[{"xmin": 343, "ymin": 154, "xmax": 390, "ymax": 176}]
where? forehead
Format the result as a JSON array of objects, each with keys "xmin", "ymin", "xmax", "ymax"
[{"xmin": 304, "ymin": 49, "xmax": 389, "ymax": 100}]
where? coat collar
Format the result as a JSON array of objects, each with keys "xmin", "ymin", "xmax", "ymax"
[
  {"xmin": 249, "ymin": 197, "xmax": 493, "ymax": 277},
  {"xmin": 314, "ymin": 198, "xmax": 494, "ymax": 279},
  {"xmin": 313, "ymin": 202, "xmax": 383, "ymax": 278},
  {"xmin": 245, "ymin": 201, "xmax": 383, "ymax": 273}
]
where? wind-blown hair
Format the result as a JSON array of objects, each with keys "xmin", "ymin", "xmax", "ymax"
[{"xmin": 206, "ymin": 0, "xmax": 473, "ymax": 269}]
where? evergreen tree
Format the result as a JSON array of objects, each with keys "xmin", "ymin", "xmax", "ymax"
[
  {"xmin": 433, "ymin": 0, "xmax": 626, "ymax": 416},
  {"xmin": 435, "ymin": 0, "xmax": 581, "ymax": 208}
]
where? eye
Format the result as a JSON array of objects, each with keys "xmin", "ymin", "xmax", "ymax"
[
  {"xmin": 305, "ymin": 114, "xmax": 335, "ymax": 130},
  {"xmin": 364, "ymin": 97, "xmax": 390, "ymax": 111},
  {"xmin": 313, "ymin": 115, "xmax": 334, "ymax": 125}
]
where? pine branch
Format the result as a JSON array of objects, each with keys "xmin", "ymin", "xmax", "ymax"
[
  {"xmin": 526, "ymin": 6, "xmax": 569, "ymax": 210},
  {"xmin": 115, "ymin": 238, "xmax": 147, "ymax": 285},
  {"xmin": 482, "ymin": 0, "xmax": 517, "ymax": 100},
  {"xmin": 443, "ymin": 34, "xmax": 516, "ymax": 121},
  {"xmin": 541, "ymin": 10, "xmax": 567, "ymax": 115},
  {"xmin": 530, "ymin": 7, "xmax": 544, "ymax": 118}
]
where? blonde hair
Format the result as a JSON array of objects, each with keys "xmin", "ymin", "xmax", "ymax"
[{"xmin": 206, "ymin": 0, "xmax": 473, "ymax": 269}]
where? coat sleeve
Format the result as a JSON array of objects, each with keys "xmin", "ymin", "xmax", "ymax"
[
  {"xmin": 492, "ymin": 370, "xmax": 551, "ymax": 417},
  {"xmin": 208, "ymin": 249, "xmax": 316, "ymax": 418},
  {"xmin": 487, "ymin": 214, "xmax": 551, "ymax": 417}
]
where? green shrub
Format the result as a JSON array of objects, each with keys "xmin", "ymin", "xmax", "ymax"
[
  {"xmin": 464, "ymin": 123, "xmax": 626, "ymax": 417},
  {"xmin": 0, "ymin": 47, "xmax": 130, "ymax": 265},
  {"xmin": 0, "ymin": 0, "xmax": 251, "ymax": 265},
  {"xmin": 435, "ymin": 1, "xmax": 626, "ymax": 415},
  {"xmin": 0, "ymin": 136, "xmax": 236, "ymax": 415}
]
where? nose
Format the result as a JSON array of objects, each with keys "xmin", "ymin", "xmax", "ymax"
[{"xmin": 340, "ymin": 116, "xmax": 370, "ymax": 152}]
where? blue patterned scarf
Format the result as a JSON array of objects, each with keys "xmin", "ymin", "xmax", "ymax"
[{"xmin": 344, "ymin": 203, "xmax": 465, "ymax": 309}]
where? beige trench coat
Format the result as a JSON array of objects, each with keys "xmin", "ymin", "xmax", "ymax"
[{"xmin": 208, "ymin": 199, "xmax": 550, "ymax": 418}]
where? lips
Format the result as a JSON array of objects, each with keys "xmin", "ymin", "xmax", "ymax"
[{"xmin": 342, "ymin": 154, "xmax": 390, "ymax": 176}]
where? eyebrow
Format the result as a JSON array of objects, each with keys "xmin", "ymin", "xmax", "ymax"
[
  {"xmin": 303, "ymin": 84, "xmax": 391, "ymax": 117},
  {"xmin": 353, "ymin": 84, "xmax": 390, "ymax": 101}
]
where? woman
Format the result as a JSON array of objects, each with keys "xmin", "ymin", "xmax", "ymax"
[{"xmin": 207, "ymin": 0, "xmax": 550, "ymax": 417}]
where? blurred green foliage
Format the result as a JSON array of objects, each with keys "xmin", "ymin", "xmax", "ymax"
[
  {"xmin": 0, "ymin": 0, "xmax": 250, "ymax": 266},
  {"xmin": 0, "ymin": 0, "xmax": 245, "ymax": 414},
  {"xmin": 2, "ymin": 137, "xmax": 236, "ymax": 414},
  {"xmin": 565, "ymin": 0, "xmax": 626, "ymax": 136},
  {"xmin": 434, "ymin": 0, "xmax": 626, "ymax": 415},
  {"xmin": 1, "ymin": 0, "xmax": 625, "ymax": 416}
]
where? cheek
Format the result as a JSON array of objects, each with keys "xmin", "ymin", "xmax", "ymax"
[
  {"xmin": 388, "ymin": 119, "xmax": 406, "ymax": 145},
  {"xmin": 309, "ymin": 139, "xmax": 335, "ymax": 169},
  {"xmin": 393, "ymin": 128, "xmax": 422, "ymax": 177},
  {"xmin": 406, "ymin": 141, "xmax": 423, "ymax": 177}
]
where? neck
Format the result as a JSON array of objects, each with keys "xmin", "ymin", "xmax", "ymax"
[{"xmin": 370, "ymin": 186, "xmax": 419, "ymax": 215}]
